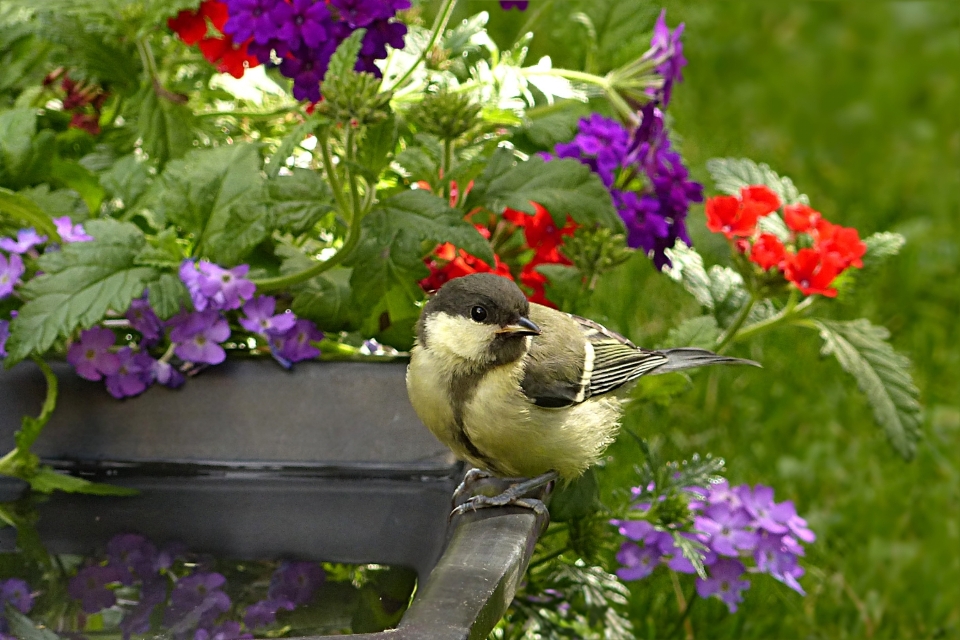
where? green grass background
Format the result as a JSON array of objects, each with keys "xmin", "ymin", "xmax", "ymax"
[{"xmin": 475, "ymin": 1, "xmax": 959, "ymax": 637}]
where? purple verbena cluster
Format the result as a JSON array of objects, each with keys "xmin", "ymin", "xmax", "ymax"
[
  {"xmin": 546, "ymin": 12, "xmax": 701, "ymax": 269},
  {"xmin": 63, "ymin": 258, "xmax": 324, "ymax": 399},
  {"xmin": 611, "ymin": 480, "xmax": 815, "ymax": 613},
  {"xmin": 499, "ymin": 1, "xmax": 529, "ymax": 9},
  {"xmin": 0, "ymin": 578, "xmax": 34, "ymax": 640},
  {"xmin": 222, "ymin": 0, "xmax": 410, "ymax": 102},
  {"xmin": 62, "ymin": 533, "xmax": 325, "ymax": 639}
]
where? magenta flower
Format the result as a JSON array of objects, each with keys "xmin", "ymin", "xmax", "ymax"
[
  {"xmin": 67, "ymin": 327, "xmax": 121, "ymax": 381},
  {"xmin": 615, "ymin": 542, "xmax": 660, "ymax": 581},
  {"xmin": 244, "ymin": 597, "xmax": 295, "ymax": 629},
  {"xmin": 153, "ymin": 359, "xmax": 186, "ymax": 388},
  {"xmin": 0, "ymin": 578, "xmax": 33, "ymax": 614},
  {"xmin": 331, "ymin": 0, "xmax": 409, "ymax": 28},
  {"xmin": 179, "ymin": 260, "xmax": 255, "ymax": 311},
  {"xmin": 126, "ymin": 297, "xmax": 163, "ymax": 345},
  {"xmin": 499, "ymin": 1, "xmax": 528, "ymax": 9},
  {"xmin": 104, "ymin": 347, "xmax": 155, "ymax": 399},
  {"xmin": 695, "ymin": 558, "xmax": 750, "ymax": 613},
  {"xmin": 643, "ymin": 10, "xmax": 687, "ymax": 107},
  {"xmin": 738, "ymin": 485, "xmax": 794, "ymax": 534},
  {"xmin": 754, "ymin": 534, "xmax": 807, "ymax": 595},
  {"xmin": 239, "ymin": 296, "xmax": 297, "ymax": 336},
  {"xmin": 0, "ymin": 228, "xmax": 46, "ymax": 254},
  {"xmin": 695, "ymin": 503, "xmax": 759, "ymax": 557},
  {"xmin": 169, "ymin": 310, "xmax": 231, "ymax": 365},
  {"xmin": 223, "ymin": 0, "xmax": 283, "ymax": 44},
  {"xmin": 268, "ymin": 561, "xmax": 324, "ymax": 606},
  {"xmin": 67, "ymin": 565, "xmax": 126, "ymax": 613},
  {"xmin": 0, "ymin": 252, "xmax": 24, "ymax": 299},
  {"xmin": 53, "ymin": 216, "xmax": 94, "ymax": 242},
  {"xmin": 270, "ymin": 319, "xmax": 323, "ymax": 365},
  {"xmin": 272, "ymin": 0, "xmax": 331, "ymax": 49}
]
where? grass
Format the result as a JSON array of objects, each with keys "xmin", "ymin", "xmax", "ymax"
[{"xmin": 484, "ymin": 1, "xmax": 960, "ymax": 637}]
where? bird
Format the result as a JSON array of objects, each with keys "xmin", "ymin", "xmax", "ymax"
[{"xmin": 406, "ymin": 272, "xmax": 758, "ymax": 514}]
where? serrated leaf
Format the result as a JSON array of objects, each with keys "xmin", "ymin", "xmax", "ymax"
[
  {"xmin": 394, "ymin": 146, "xmax": 439, "ymax": 186},
  {"xmin": 99, "ymin": 153, "xmax": 154, "ymax": 209},
  {"xmin": 5, "ymin": 607, "xmax": 63, "ymax": 640},
  {"xmin": 357, "ymin": 113, "xmax": 398, "ymax": 178},
  {"xmin": 147, "ymin": 273, "xmax": 188, "ymax": 319},
  {"xmin": 28, "ymin": 466, "xmax": 138, "ymax": 496},
  {"xmin": 464, "ymin": 148, "xmax": 621, "ymax": 230},
  {"xmin": 813, "ymin": 318, "xmax": 922, "ymax": 459},
  {"xmin": 663, "ymin": 315, "xmax": 720, "ymax": 349},
  {"xmin": 664, "ymin": 242, "xmax": 713, "ymax": 309},
  {"xmin": 706, "ymin": 265, "xmax": 749, "ymax": 328},
  {"xmin": 0, "ymin": 108, "xmax": 53, "ymax": 188},
  {"xmin": 290, "ymin": 266, "xmax": 356, "ymax": 332},
  {"xmin": 267, "ymin": 168, "xmax": 336, "ymax": 234},
  {"xmin": 151, "ymin": 144, "xmax": 263, "ymax": 262},
  {"xmin": 4, "ymin": 219, "xmax": 155, "ymax": 365},
  {"xmin": 0, "ymin": 187, "xmax": 60, "ymax": 238},
  {"xmin": 861, "ymin": 231, "xmax": 905, "ymax": 269},
  {"xmin": 630, "ymin": 372, "xmax": 691, "ymax": 405},
  {"xmin": 327, "ymin": 28, "xmax": 365, "ymax": 79},
  {"xmin": 706, "ymin": 157, "xmax": 808, "ymax": 206},
  {"xmin": 136, "ymin": 86, "xmax": 197, "ymax": 166}
]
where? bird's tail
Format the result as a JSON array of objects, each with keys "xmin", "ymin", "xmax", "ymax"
[{"xmin": 650, "ymin": 348, "xmax": 760, "ymax": 375}]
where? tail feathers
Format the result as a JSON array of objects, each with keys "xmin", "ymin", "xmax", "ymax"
[{"xmin": 650, "ymin": 348, "xmax": 760, "ymax": 375}]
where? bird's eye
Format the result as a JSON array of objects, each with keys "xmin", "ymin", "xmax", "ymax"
[{"xmin": 470, "ymin": 306, "xmax": 488, "ymax": 322}]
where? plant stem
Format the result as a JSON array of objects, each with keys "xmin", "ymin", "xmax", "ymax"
[
  {"xmin": 442, "ymin": 137, "xmax": 453, "ymax": 202},
  {"xmin": 731, "ymin": 295, "xmax": 815, "ymax": 346},
  {"xmin": 385, "ymin": 0, "xmax": 458, "ymax": 91},
  {"xmin": 345, "ymin": 126, "xmax": 362, "ymax": 222},
  {"xmin": 318, "ymin": 130, "xmax": 351, "ymax": 217},
  {"xmin": 715, "ymin": 296, "xmax": 756, "ymax": 354},
  {"xmin": 252, "ymin": 225, "xmax": 363, "ymax": 292}
]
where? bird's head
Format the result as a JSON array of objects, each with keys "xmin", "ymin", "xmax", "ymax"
[{"xmin": 418, "ymin": 273, "xmax": 541, "ymax": 366}]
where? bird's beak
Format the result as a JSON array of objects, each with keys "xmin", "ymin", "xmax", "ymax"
[{"xmin": 497, "ymin": 316, "xmax": 541, "ymax": 336}]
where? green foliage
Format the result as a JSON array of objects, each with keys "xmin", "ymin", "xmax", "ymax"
[
  {"xmin": 4, "ymin": 219, "xmax": 157, "ymax": 365},
  {"xmin": 135, "ymin": 86, "xmax": 198, "ymax": 166},
  {"xmin": 664, "ymin": 242, "xmax": 749, "ymax": 328},
  {"xmin": 664, "ymin": 315, "xmax": 720, "ymax": 349},
  {"xmin": 0, "ymin": 187, "xmax": 60, "ymax": 238},
  {"xmin": 706, "ymin": 156, "xmax": 808, "ymax": 206},
  {"xmin": 0, "ymin": 108, "xmax": 54, "ymax": 188},
  {"xmin": 860, "ymin": 231, "xmax": 905, "ymax": 270},
  {"xmin": 5, "ymin": 608, "xmax": 62, "ymax": 640},
  {"xmin": 812, "ymin": 318, "xmax": 922, "ymax": 460}
]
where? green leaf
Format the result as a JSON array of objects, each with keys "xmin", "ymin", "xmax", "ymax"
[
  {"xmin": 49, "ymin": 157, "xmax": 104, "ymax": 214},
  {"xmin": 664, "ymin": 243, "xmax": 748, "ymax": 327},
  {"xmin": 327, "ymin": 28, "xmax": 365, "ymax": 79},
  {"xmin": 0, "ymin": 187, "xmax": 60, "ymax": 238},
  {"xmin": 290, "ymin": 267, "xmax": 356, "ymax": 332},
  {"xmin": 464, "ymin": 148, "xmax": 621, "ymax": 230},
  {"xmin": 549, "ymin": 467, "xmax": 601, "ymax": 522},
  {"xmin": 630, "ymin": 372, "xmax": 691, "ymax": 406},
  {"xmin": 394, "ymin": 146, "xmax": 439, "ymax": 186},
  {"xmin": 356, "ymin": 113, "xmax": 398, "ymax": 179},
  {"xmin": 99, "ymin": 153, "xmax": 154, "ymax": 209},
  {"xmin": 5, "ymin": 607, "xmax": 63, "ymax": 640},
  {"xmin": 861, "ymin": 231, "xmax": 906, "ymax": 270},
  {"xmin": 152, "ymin": 144, "xmax": 263, "ymax": 262},
  {"xmin": 813, "ymin": 318, "xmax": 923, "ymax": 459},
  {"xmin": 265, "ymin": 119, "xmax": 318, "ymax": 179},
  {"xmin": 706, "ymin": 157, "xmax": 808, "ymax": 206},
  {"xmin": 28, "ymin": 466, "xmax": 138, "ymax": 496},
  {"xmin": 537, "ymin": 263, "xmax": 584, "ymax": 311},
  {"xmin": 663, "ymin": 315, "xmax": 720, "ymax": 349},
  {"xmin": 147, "ymin": 273, "xmax": 189, "ymax": 320},
  {"xmin": 266, "ymin": 169, "xmax": 336, "ymax": 234},
  {"xmin": 0, "ymin": 108, "xmax": 54, "ymax": 188},
  {"xmin": 4, "ymin": 219, "xmax": 156, "ymax": 365},
  {"xmin": 136, "ymin": 86, "xmax": 197, "ymax": 166}
]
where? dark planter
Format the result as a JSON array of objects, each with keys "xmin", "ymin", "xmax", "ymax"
[{"xmin": 0, "ymin": 358, "xmax": 545, "ymax": 639}]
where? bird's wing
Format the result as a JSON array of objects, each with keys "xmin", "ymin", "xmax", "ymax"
[{"xmin": 520, "ymin": 306, "xmax": 668, "ymax": 407}]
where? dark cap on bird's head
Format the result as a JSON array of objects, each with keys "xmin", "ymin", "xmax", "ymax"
[{"xmin": 418, "ymin": 273, "xmax": 540, "ymax": 364}]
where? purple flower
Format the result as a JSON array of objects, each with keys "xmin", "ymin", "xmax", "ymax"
[
  {"xmin": 243, "ymin": 597, "xmax": 295, "ymax": 629},
  {"xmin": 239, "ymin": 296, "xmax": 297, "ymax": 336},
  {"xmin": 0, "ymin": 252, "xmax": 25, "ymax": 299},
  {"xmin": 104, "ymin": 348, "xmax": 155, "ymax": 399},
  {"xmin": 643, "ymin": 10, "xmax": 687, "ymax": 107},
  {"xmin": 53, "ymin": 217, "xmax": 94, "ymax": 242},
  {"xmin": 360, "ymin": 19, "xmax": 407, "ymax": 63},
  {"xmin": 499, "ymin": 1, "xmax": 528, "ymax": 9},
  {"xmin": 153, "ymin": 359, "xmax": 186, "ymax": 388},
  {"xmin": 68, "ymin": 565, "xmax": 126, "ymax": 613},
  {"xmin": 615, "ymin": 542, "xmax": 661, "ymax": 581},
  {"xmin": 223, "ymin": 0, "xmax": 283, "ymax": 44},
  {"xmin": 169, "ymin": 310, "xmax": 231, "ymax": 365},
  {"xmin": 0, "ymin": 229, "xmax": 46, "ymax": 254},
  {"xmin": 694, "ymin": 503, "xmax": 759, "ymax": 557},
  {"xmin": 705, "ymin": 479, "xmax": 743, "ymax": 510},
  {"xmin": 0, "ymin": 320, "xmax": 9, "ymax": 359},
  {"xmin": 268, "ymin": 561, "xmax": 324, "ymax": 606},
  {"xmin": 738, "ymin": 485, "xmax": 794, "ymax": 534},
  {"xmin": 695, "ymin": 558, "xmax": 750, "ymax": 613},
  {"xmin": 180, "ymin": 260, "xmax": 255, "ymax": 311},
  {"xmin": 615, "ymin": 190, "xmax": 670, "ymax": 254},
  {"xmin": 270, "ymin": 319, "xmax": 323, "ymax": 366},
  {"xmin": 165, "ymin": 572, "xmax": 231, "ymax": 630},
  {"xmin": 554, "ymin": 114, "xmax": 630, "ymax": 188},
  {"xmin": 272, "ymin": 0, "xmax": 332, "ymax": 49},
  {"xmin": 127, "ymin": 297, "xmax": 163, "ymax": 345},
  {"xmin": 660, "ymin": 533, "xmax": 716, "ymax": 574},
  {"xmin": 107, "ymin": 534, "xmax": 159, "ymax": 584},
  {"xmin": 330, "ymin": 0, "xmax": 409, "ymax": 28},
  {"xmin": 67, "ymin": 326, "xmax": 121, "ymax": 381},
  {"xmin": 0, "ymin": 579, "xmax": 33, "ymax": 614},
  {"xmin": 195, "ymin": 621, "xmax": 253, "ymax": 640},
  {"xmin": 754, "ymin": 534, "xmax": 807, "ymax": 595},
  {"xmin": 280, "ymin": 44, "xmax": 336, "ymax": 103}
]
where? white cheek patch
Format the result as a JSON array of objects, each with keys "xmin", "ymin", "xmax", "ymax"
[{"xmin": 427, "ymin": 312, "xmax": 498, "ymax": 364}]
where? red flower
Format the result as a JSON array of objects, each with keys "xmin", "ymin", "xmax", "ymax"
[
  {"xmin": 749, "ymin": 233, "xmax": 787, "ymax": 270},
  {"xmin": 69, "ymin": 113, "xmax": 101, "ymax": 136},
  {"xmin": 523, "ymin": 203, "xmax": 576, "ymax": 251},
  {"xmin": 783, "ymin": 203, "xmax": 821, "ymax": 233},
  {"xmin": 520, "ymin": 265, "xmax": 554, "ymax": 307},
  {"xmin": 199, "ymin": 36, "xmax": 257, "ymax": 78},
  {"xmin": 420, "ymin": 244, "xmax": 513, "ymax": 292},
  {"xmin": 740, "ymin": 185, "xmax": 782, "ymax": 217},
  {"xmin": 705, "ymin": 195, "xmax": 759, "ymax": 238},
  {"xmin": 817, "ymin": 224, "xmax": 867, "ymax": 269},
  {"xmin": 168, "ymin": 8, "xmax": 208, "ymax": 46},
  {"xmin": 200, "ymin": 0, "xmax": 229, "ymax": 31},
  {"xmin": 783, "ymin": 248, "xmax": 843, "ymax": 297}
]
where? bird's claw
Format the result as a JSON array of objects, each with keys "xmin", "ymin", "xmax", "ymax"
[{"xmin": 448, "ymin": 470, "xmax": 559, "ymax": 525}]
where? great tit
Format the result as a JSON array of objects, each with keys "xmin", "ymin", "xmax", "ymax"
[{"xmin": 406, "ymin": 273, "xmax": 756, "ymax": 487}]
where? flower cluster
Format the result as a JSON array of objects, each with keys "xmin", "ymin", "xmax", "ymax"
[
  {"xmin": 43, "ymin": 68, "xmax": 109, "ymax": 135},
  {"xmin": 611, "ymin": 480, "xmax": 815, "ymax": 613},
  {"xmin": 0, "ymin": 578, "xmax": 34, "ymax": 640},
  {"xmin": 705, "ymin": 185, "xmax": 867, "ymax": 297},
  {"xmin": 169, "ymin": 0, "xmax": 410, "ymax": 102},
  {"xmin": 63, "ymin": 533, "xmax": 325, "ymax": 640}
]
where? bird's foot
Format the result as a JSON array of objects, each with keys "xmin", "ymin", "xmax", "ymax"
[
  {"xmin": 449, "ymin": 470, "xmax": 559, "ymax": 522},
  {"xmin": 452, "ymin": 468, "xmax": 530, "ymax": 504}
]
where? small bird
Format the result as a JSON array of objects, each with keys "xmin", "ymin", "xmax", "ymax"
[{"xmin": 406, "ymin": 273, "xmax": 757, "ymax": 510}]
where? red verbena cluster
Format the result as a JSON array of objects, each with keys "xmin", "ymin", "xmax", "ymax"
[
  {"xmin": 43, "ymin": 68, "xmax": 108, "ymax": 135},
  {"xmin": 420, "ymin": 193, "xmax": 576, "ymax": 308},
  {"xmin": 705, "ymin": 185, "xmax": 866, "ymax": 298},
  {"xmin": 168, "ymin": 0, "xmax": 258, "ymax": 79}
]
